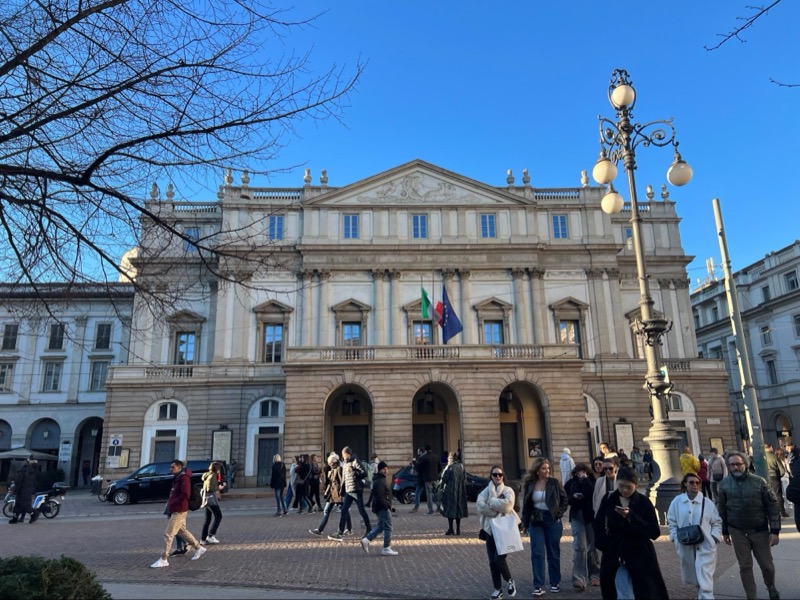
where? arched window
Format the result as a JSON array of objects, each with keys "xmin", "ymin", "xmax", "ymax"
[
  {"xmin": 260, "ymin": 399, "xmax": 281, "ymax": 418},
  {"xmin": 158, "ymin": 402, "xmax": 178, "ymax": 420}
]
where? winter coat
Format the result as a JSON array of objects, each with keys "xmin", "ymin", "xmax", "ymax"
[
  {"xmin": 667, "ymin": 492, "xmax": 722, "ymax": 594},
  {"xmin": 564, "ymin": 474, "xmax": 595, "ymax": 523},
  {"xmin": 559, "ymin": 450, "xmax": 575, "ymax": 485},
  {"xmin": 680, "ymin": 452, "xmax": 700, "ymax": 475},
  {"xmin": 370, "ymin": 472, "xmax": 392, "ymax": 513},
  {"xmin": 592, "ymin": 474, "xmax": 617, "ymax": 515},
  {"xmin": 201, "ymin": 470, "xmax": 220, "ymax": 493},
  {"xmin": 166, "ymin": 468, "xmax": 192, "ymax": 514},
  {"xmin": 416, "ymin": 451, "xmax": 440, "ymax": 483},
  {"xmin": 786, "ymin": 448, "xmax": 800, "ymax": 504},
  {"xmin": 521, "ymin": 476, "xmax": 568, "ymax": 526},
  {"xmin": 708, "ymin": 454, "xmax": 727, "ymax": 481},
  {"xmin": 477, "ymin": 481, "xmax": 519, "ymax": 537},
  {"xmin": 698, "ymin": 459, "xmax": 709, "ymax": 483},
  {"xmin": 323, "ymin": 463, "xmax": 345, "ymax": 503},
  {"xmin": 342, "ymin": 455, "xmax": 367, "ymax": 492},
  {"xmin": 766, "ymin": 450, "xmax": 786, "ymax": 479},
  {"xmin": 717, "ymin": 470, "xmax": 781, "ymax": 535},
  {"xmin": 270, "ymin": 461, "xmax": 286, "ymax": 490},
  {"xmin": 595, "ymin": 490, "xmax": 669, "ymax": 600},
  {"xmin": 439, "ymin": 461, "xmax": 468, "ymax": 519},
  {"xmin": 13, "ymin": 464, "xmax": 38, "ymax": 513}
]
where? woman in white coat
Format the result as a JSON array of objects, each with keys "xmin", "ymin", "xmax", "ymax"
[
  {"xmin": 667, "ymin": 472, "xmax": 722, "ymax": 599},
  {"xmin": 477, "ymin": 465, "xmax": 519, "ymax": 600}
]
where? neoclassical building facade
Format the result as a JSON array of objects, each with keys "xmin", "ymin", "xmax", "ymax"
[{"xmin": 103, "ymin": 160, "xmax": 733, "ymax": 485}]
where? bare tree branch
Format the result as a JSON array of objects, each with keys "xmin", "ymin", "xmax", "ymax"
[{"xmin": 705, "ymin": 1, "xmax": 783, "ymax": 51}]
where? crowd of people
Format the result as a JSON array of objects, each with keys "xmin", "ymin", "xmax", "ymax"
[{"xmin": 134, "ymin": 438, "xmax": 799, "ymax": 600}]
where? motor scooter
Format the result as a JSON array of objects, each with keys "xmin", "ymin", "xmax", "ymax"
[
  {"xmin": 2, "ymin": 482, "xmax": 17, "ymax": 518},
  {"xmin": 33, "ymin": 483, "xmax": 70, "ymax": 519}
]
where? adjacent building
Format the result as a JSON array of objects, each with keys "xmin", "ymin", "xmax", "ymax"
[
  {"xmin": 691, "ymin": 239, "xmax": 800, "ymax": 450},
  {"xmin": 98, "ymin": 159, "xmax": 733, "ymax": 485},
  {"xmin": 0, "ymin": 284, "xmax": 133, "ymax": 485}
]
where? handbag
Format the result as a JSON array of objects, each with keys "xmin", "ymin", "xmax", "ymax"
[
  {"xmin": 489, "ymin": 513, "xmax": 524, "ymax": 555},
  {"xmin": 676, "ymin": 496, "xmax": 705, "ymax": 545}
]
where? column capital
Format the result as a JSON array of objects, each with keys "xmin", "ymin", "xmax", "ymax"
[
  {"xmin": 442, "ymin": 269, "xmax": 456, "ymax": 281},
  {"xmin": 389, "ymin": 270, "xmax": 402, "ymax": 281},
  {"xmin": 585, "ymin": 268, "xmax": 605, "ymax": 279},
  {"xmin": 371, "ymin": 269, "xmax": 387, "ymax": 282},
  {"xmin": 511, "ymin": 268, "xmax": 526, "ymax": 280},
  {"xmin": 528, "ymin": 267, "xmax": 545, "ymax": 279}
]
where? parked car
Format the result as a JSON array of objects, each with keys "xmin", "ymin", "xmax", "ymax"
[
  {"xmin": 391, "ymin": 465, "xmax": 489, "ymax": 504},
  {"xmin": 102, "ymin": 460, "xmax": 226, "ymax": 505}
]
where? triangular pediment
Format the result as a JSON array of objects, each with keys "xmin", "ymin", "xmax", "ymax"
[
  {"xmin": 474, "ymin": 296, "xmax": 513, "ymax": 311},
  {"xmin": 303, "ymin": 159, "xmax": 531, "ymax": 207},
  {"xmin": 331, "ymin": 299, "xmax": 371, "ymax": 314},
  {"xmin": 166, "ymin": 309, "xmax": 205, "ymax": 324},
  {"xmin": 253, "ymin": 299, "xmax": 293, "ymax": 314}
]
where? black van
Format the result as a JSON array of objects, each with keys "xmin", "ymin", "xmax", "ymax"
[{"xmin": 102, "ymin": 460, "xmax": 226, "ymax": 505}]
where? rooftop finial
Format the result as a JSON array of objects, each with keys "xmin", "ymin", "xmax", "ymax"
[
  {"xmin": 149, "ymin": 182, "xmax": 159, "ymax": 200},
  {"xmin": 522, "ymin": 169, "xmax": 531, "ymax": 185},
  {"xmin": 581, "ymin": 170, "xmax": 589, "ymax": 187},
  {"xmin": 241, "ymin": 169, "xmax": 250, "ymax": 187},
  {"xmin": 320, "ymin": 169, "xmax": 328, "ymax": 186},
  {"xmin": 303, "ymin": 168, "xmax": 312, "ymax": 185},
  {"xmin": 506, "ymin": 169, "xmax": 514, "ymax": 186},
  {"xmin": 224, "ymin": 168, "xmax": 233, "ymax": 186},
  {"xmin": 165, "ymin": 183, "xmax": 175, "ymax": 200}
]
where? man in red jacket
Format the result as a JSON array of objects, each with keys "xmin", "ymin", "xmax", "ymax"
[{"xmin": 151, "ymin": 460, "xmax": 206, "ymax": 568}]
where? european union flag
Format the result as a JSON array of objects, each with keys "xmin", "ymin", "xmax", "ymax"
[{"xmin": 440, "ymin": 284, "xmax": 463, "ymax": 344}]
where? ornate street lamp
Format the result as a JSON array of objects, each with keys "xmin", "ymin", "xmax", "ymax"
[{"xmin": 592, "ymin": 68, "xmax": 692, "ymax": 514}]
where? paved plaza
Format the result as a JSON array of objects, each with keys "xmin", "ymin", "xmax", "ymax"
[{"xmin": 2, "ymin": 489, "xmax": 799, "ymax": 599}]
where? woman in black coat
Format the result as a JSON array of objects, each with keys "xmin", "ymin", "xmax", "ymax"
[
  {"xmin": 594, "ymin": 467, "xmax": 668, "ymax": 600},
  {"xmin": 270, "ymin": 454, "xmax": 287, "ymax": 516},
  {"xmin": 439, "ymin": 452, "xmax": 468, "ymax": 535},
  {"xmin": 564, "ymin": 463, "xmax": 598, "ymax": 590}
]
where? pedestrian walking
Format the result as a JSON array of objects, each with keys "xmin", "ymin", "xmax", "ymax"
[
  {"xmin": 521, "ymin": 457, "xmax": 568, "ymax": 596},
  {"xmin": 292, "ymin": 454, "xmax": 312, "ymax": 513},
  {"xmin": 698, "ymin": 454, "xmax": 712, "ymax": 500},
  {"xmin": 708, "ymin": 448, "xmax": 726, "ymax": 500},
  {"xmin": 594, "ymin": 466, "xmax": 668, "ymax": 600},
  {"xmin": 410, "ymin": 447, "xmax": 424, "ymax": 513},
  {"xmin": 308, "ymin": 453, "xmax": 322, "ymax": 512},
  {"xmin": 558, "ymin": 448, "xmax": 574, "ymax": 485},
  {"xmin": 365, "ymin": 453, "xmax": 380, "ymax": 506},
  {"xmin": 285, "ymin": 456, "xmax": 297, "ymax": 510},
  {"xmin": 776, "ymin": 447, "xmax": 791, "ymax": 516},
  {"xmin": 765, "ymin": 444, "xmax": 789, "ymax": 518},
  {"xmin": 681, "ymin": 446, "xmax": 700, "ymax": 475},
  {"xmin": 8, "ymin": 458, "xmax": 38, "ymax": 524},
  {"xmin": 564, "ymin": 463, "xmax": 598, "ymax": 591},
  {"xmin": 415, "ymin": 444, "xmax": 441, "ymax": 515},
  {"xmin": 270, "ymin": 454, "xmax": 287, "ymax": 516},
  {"xmin": 309, "ymin": 452, "xmax": 352, "ymax": 537},
  {"xmin": 643, "ymin": 448, "xmax": 654, "ymax": 481},
  {"xmin": 592, "ymin": 456, "xmax": 618, "ymax": 515},
  {"xmin": 150, "ymin": 460, "xmax": 206, "ymax": 568},
  {"xmin": 717, "ymin": 450, "xmax": 781, "ymax": 600},
  {"xmin": 477, "ymin": 464, "xmax": 519, "ymax": 600},
  {"xmin": 327, "ymin": 446, "xmax": 371, "ymax": 541},
  {"xmin": 785, "ymin": 440, "xmax": 800, "ymax": 532},
  {"xmin": 667, "ymin": 472, "xmax": 723, "ymax": 599},
  {"xmin": 630, "ymin": 446, "xmax": 644, "ymax": 480},
  {"xmin": 200, "ymin": 462, "xmax": 224, "ymax": 545},
  {"xmin": 360, "ymin": 461, "xmax": 398, "ymax": 556},
  {"xmin": 81, "ymin": 460, "xmax": 91, "ymax": 486},
  {"xmin": 439, "ymin": 451, "xmax": 468, "ymax": 535}
]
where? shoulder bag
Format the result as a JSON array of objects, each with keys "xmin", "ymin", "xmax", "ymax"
[
  {"xmin": 489, "ymin": 513, "xmax": 524, "ymax": 555},
  {"xmin": 676, "ymin": 497, "xmax": 705, "ymax": 545}
]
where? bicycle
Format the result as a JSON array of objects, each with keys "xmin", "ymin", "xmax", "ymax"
[{"xmin": 97, "ymin": 480, "xmax": 111, "ymax": 502}]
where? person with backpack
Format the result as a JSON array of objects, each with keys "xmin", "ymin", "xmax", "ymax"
[
  {"xmin": 708, "ymin": 448, "xmax": 727, "ymax": 501},
  {"xmin": 327, "ymin": 446, "xmax": 372, "ymax": 541},
  {"xmin": 150, "ymin": 460, "xmax": 206, "ymax": 568},
  {"xmin": 200, "ymin": 462, "xmax": 224, "ymax": 545},
  {"xmin": 292, "ymin": 455, "xmax": 312, "ymax": 514}
]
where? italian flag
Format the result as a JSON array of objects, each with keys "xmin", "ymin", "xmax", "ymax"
[{"xmin": 421, "ymin": 286, "xmax": 434, "ymax": 320}]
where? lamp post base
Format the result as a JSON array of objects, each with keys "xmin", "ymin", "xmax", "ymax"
[{"xmin": 643, "ymin": 423, "xmax": 683, "ymax": 524}]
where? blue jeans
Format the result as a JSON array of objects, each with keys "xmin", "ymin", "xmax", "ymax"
[
  {"xmin": 366, "ymin": 509, "xmax": 393, "ymax": 547},
  {"xmin": 570, "ymin": 512, "xmax": 597, "ymax": 586},
  {"xmin": 273, "ymin": 487, "xmax": 286, "ymax": 514},
  {"xmin": 414, "ymin": 482, "xmax": 424, "ymax": 508},
  {"xmin": 285, "ymin": 484, "xmax": 294, "ymax": 508},
  {"xmin": 339, "ymin": 490, "xmax": 371, "ymax": 534},
  {"xmin": 317, "ymin": 501, "xmax": 350, "ymax": 532},
  {"xmin": 529, "ymin": 510, "xmax": 563, "ymax": 588}
]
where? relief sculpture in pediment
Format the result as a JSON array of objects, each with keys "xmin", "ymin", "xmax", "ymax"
[{"xmin": 359, "ymin": 174, "xmax": 475, "ymax": 204}]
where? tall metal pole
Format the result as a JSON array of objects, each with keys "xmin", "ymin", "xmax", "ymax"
[{"xmin": 712, "ymin": 198, "xmax": 767, "ymax": 476}]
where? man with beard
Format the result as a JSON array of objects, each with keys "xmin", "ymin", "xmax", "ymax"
[{"xmin": 717, "ymin": 450, "xmax": 781, "ymax": 600}]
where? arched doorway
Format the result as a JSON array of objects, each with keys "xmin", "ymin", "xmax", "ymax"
[
  {"xmin": 73, "ymin": 417, "xmax": 103, "ymax": 487},
  {"xmin": 326, "ymin": 385, "xmax": 373, "ymax": 461},
  {"xmin": 584, "ymin": 394, "xmax": 603, "ymax": 458},
  {"xmin": 29, "ymin": 418, "xmax": 60, "ymax": 471},
  {"xmin": 246, "ymin": 397, "xmax": 285, "ymax": 486},
  {"xmin": 667, "ymin": 392, "xmax": 700, "ymax": 454},
  {"xmin": 499, "ymin": 382, "xmax": 547, "ymax": 480},
  {"xmin": 412, "ymin": 384, "xmax": 461, "ymax": 467}
]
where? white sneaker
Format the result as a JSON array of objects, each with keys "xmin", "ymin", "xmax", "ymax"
[
  {"xmin": 360, "ymin": 537, "xmax": 370, "ymax": 553},
  {"xmin": 381, "ymin": 547, "xmax": 399, "ymax": 556},
  {"xmin": 206, "ymin": 535, "xmax": 220, "ymax": 544},
  {"xmin": 150, "ymin": 558, "xmax": 169, "ymax": 568},
  {"xmin": 191, "ymin": 546, "xmax": 207, "ymax": 561}
]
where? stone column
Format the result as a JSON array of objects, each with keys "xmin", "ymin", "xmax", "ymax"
[
  {"xmin": 389, "ymin": 271, "xmax": 403, "ymax": 345},
  {"xmin": 67, "ymin": 316, "xmax": 88, "ymax": 403},
  {"xmin": 529, "ymin": 268, "xmax": 547, "ymax": 344},
  {"xmin": 456, "ymin": 269, "xmax": 472, "ymax": 344},
  {"xmin": 302, "ymin": 271, "xmax": 314, "ymax": 346},
  {"xmin": 512, "ymin": 268, "xmax": 529, "ymax": 344},
  {"xmin": 585, "ymin": 269, "xmax": 606, "ymax": 357},
  {"xmin": 318, "ymin": 271, "xmax": 331, "ymax": 346},
  {"xmin": 372, "ymin": 269, "xmax": 386, "ymax": 345}
]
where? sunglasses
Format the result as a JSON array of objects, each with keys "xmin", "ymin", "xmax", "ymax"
[
  {"xmin": 604, "ymin": 466, "xmax": 616, "ymax": 471},
  {"xmin": 491, "ymin": 472, "xmax": 504, "ymax": 477}
]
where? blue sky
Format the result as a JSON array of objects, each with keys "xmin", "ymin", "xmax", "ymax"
[{"xmin": 196, "ymin": 2, "xmax": 800, "ymax": 282}]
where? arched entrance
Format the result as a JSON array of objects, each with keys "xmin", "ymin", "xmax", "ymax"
[
  {"xmin": 326, "ymin": 385, "xmax": 373, "ymax": 461},
  {"xmin": 667, "ymin": 392, "xmax": 700, "ymax": 453},
  {"xmin": 29, "ymin": 418, "xmax": 60, "ymax": 471},
  {"xmin": 73, "ymin": 417, "xmax": 103, "ymax": 487},
  {"xmin": 246, "ymin": 397, "xmax": 285, "ymax": 486},
  {"xmin": 412, "ymin": 384, "xmax": 461, "ymax": 466},
  {"xmin": 584, "ymin": 394, "xmax": 603, "ymax": 458},
  {"xmin": 499, "ymin": 382, "xmax": 547, "ymax": 480},
  {"xmin": 0, "ymin": 419, "xmax": 12, "ymax": 481}
]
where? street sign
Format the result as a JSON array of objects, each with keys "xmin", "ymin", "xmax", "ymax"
[{"xmin": 110, "ymin": 434, "xmax": 123, "ymax": 447}]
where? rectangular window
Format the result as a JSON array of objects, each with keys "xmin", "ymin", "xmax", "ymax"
[
  {"xmin": 263, "ymin": 324, "xmax": 283, "ymax": 363},
  {"xmin": 693, "ymin": 313, "xmax": 700, "ymax": 329},
  {"xmin": 2, "ymin": 324, "xmax": 18, "ymax": 351},
  {"xmin": 624, "ymin": 227, "xmax": 632, "ymax": 240},
  {"xmin": 794, "ymin": 314, "xmax": 800, "ymax": 337},
  {"xmin": 761, "ymin": 325, "xmax": 773, "ymax": 346},
  {"xmin": 48, "ymin": 323, "xmax": 64, "ymax": 350},
  {"xmin": 0, "ymin": 363, "xmax": 13, "ymax": 391},
  {"xmin": 95, "ymin": 323, "xmax": 112, "ymax": 350},
  {"xmin": 483, "ymin": 321, "xmax": 504, "ymax": 344},
  {"xmin": 174, "ymin": 332, "xmax": 196, "ymax": 365},
  {"xmin": 762, "ymin": 286, "xmax": 771, "ymax": 302},
  {"xmin": 559, "ymin": 320, "xmax": 582, "ymax": 358},
  {"xmin": 342, "ymin": 322, "xmax": 361, "ymax": 346},
  {"xmin": 268, "ymin": 215, "xmax": 284, "ymax": 241},
  {"xmin": 480, "ymin": 214, "xmax": 496, "ymax": 238},
  {"xmin": 89, "ymin": 361, "xmax": 109, "ymax": 391},
  {"xmin": 343, "ymin": 214, "xmax": 359, "ymax": 239},
  {"xmin": 413, "ymin": 321, "xmax": 432, "ymax": 345},
  {"xmin": 412, "ymin": 214, "xmax": 428, "ymax": 239},
  {"xmin": 552, "ymin": 214, "xmax": 568, "ymax": 239},
  {"xmin": 766, "ymin": 359, "xmax": 778, "ymax": 385},
  {"xmin": 184, "ymin": 227, "xmax": 199, "ymax": 253},
  {"xmin": 42, "ymin": 361, "xmax": 62, "ymax": 392},
  {"xmin": 785, "ymin": 271, "xmax": 798, "ymax": 292},
  {"xmin": 711, "ymin": 307, "xmax": 719, "ymax": 322}
]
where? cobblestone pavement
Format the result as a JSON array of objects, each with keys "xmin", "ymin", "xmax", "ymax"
[{"xmin": 0, "ymin": 492, "xmax": 753, "ymax": 599}]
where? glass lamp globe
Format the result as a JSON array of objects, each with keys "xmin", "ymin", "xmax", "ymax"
[
  {"xmin": 601, "ymin": 190, "xmax": 624, "ymax": 214},
  {"xmin": 667, "ymin": 156, "xmax": 693, "ymax": 186},
  {"xmin": 592, "ymin": 156, "xmax": 617, "ymax": 185},
  {"xmin": 611, "ymin": 84, "xmax": 635, "ymax": 108}
]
